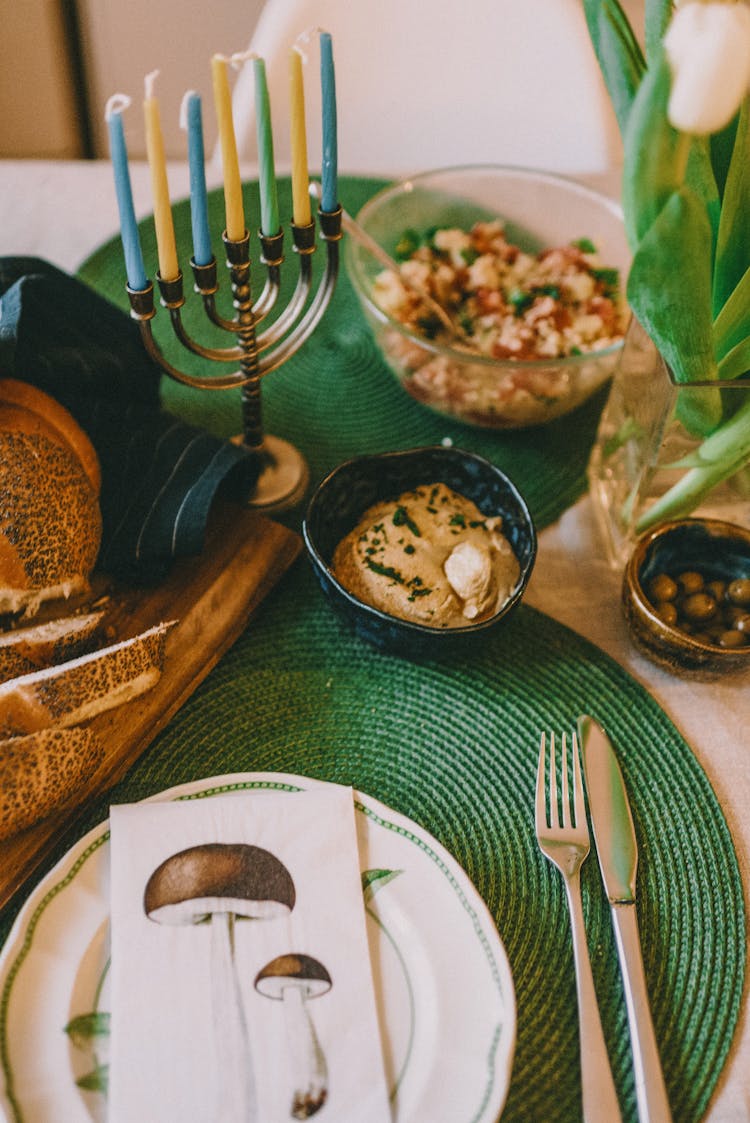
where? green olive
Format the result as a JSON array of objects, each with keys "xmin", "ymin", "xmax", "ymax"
[
  {"xmin": 681, "ymin": 592, "xmax": 717, "ymax": 622},
  {"xmin": 718, "ymin": 629, "xmax": 747, "ymax": 649},
  {"xmin": 649, "ymin": 573, "xmax": 678, "ymax": 602},
  {"xmin": 655, "ymin": 601, "xmax": 678, "ymax": 626},
  {"xmin": 677, "ymin": 571, "xmax": 704, "ymax": 595},
  {"xmin": 706, "ymin": 579, "xmax": 727, "ymax": 603},
  {"xmin": 727, "ymin": 578, "xmax": 750, "ymax": 606}
]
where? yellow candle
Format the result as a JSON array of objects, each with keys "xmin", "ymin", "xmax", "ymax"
[
  {"xmin": 143, "ymin": 71, "xmax": 179, "ymax": 281},
  {"xmin": 289, "ymin": 46, "xmax": 311, "ymax": 226},
  {"xmin": 211, "ymin": 54, "xmax": 245, "ymax": 240}
]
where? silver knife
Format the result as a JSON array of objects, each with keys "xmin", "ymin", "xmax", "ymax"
[{"xmin": 577, "ymin": 715, "xmax": 673, "ymax": 1123}]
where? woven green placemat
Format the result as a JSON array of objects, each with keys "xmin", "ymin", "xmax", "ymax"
[
  {"xmin": 0, "ymin": 178, "xmax": 742, "ymax": 1121},
  {"xmin": 14, "ymin": 582, "xmax": 741, "ymax": 1123},
  {"xmin": 77, "ymin": 174, "xmax": 611, "ymax": 532}
]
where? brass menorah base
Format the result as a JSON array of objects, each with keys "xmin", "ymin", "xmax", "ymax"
[{"xmin": 127, "ymin": 200, "xmax": 342, "ymax": 511}]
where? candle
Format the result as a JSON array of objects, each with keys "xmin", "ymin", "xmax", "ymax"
[
  {"xmin": 143, "ymin": 71, "xmax": 179, "ymax": 281},
  {"xmin": 180, "ymin": 91, "xmax": 213, "ymax": 266},
  {"xmin": 319, "ymin": 31, "xmax": 338, "ymax": 212},
  {"xmin": 253, "ymin": 57, "xmax": 280, "ymax": 236},
  {"xmin": 211, "ymin": 54, "xmax": 245, "ymax": 241},
  {"xmin": 105, "ymin": 95, "xmax": 148, "ymax": 291},
  {"xmin": 289, "ymin": 47, "xmax": 311, "ymax": 226}
]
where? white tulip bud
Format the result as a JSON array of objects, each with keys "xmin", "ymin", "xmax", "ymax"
[{"xmin": 664, "ymin": 1, "xmax": 750, "ymax": 134}]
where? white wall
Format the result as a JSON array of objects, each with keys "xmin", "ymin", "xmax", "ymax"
[{"xmin": 77, "ymin": 0, "xmax": 265, "ymax": 159}]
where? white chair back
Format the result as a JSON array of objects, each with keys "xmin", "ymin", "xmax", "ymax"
[{"xmin": 224, "ymin": 0, "xmax": 622, "ymax": 179}]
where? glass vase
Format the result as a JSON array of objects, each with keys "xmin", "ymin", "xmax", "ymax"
[{"xmin": 588, "ymin": 316, "xmax": 750, "ymax": 568}]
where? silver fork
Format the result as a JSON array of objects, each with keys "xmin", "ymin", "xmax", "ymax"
[{"xmin": 535, "ymin": 731, "xmax": 622, "ymax": 1123}]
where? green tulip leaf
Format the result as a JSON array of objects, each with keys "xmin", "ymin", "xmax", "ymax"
[
  {"xmin": 713, "ymin": 100, "xmax": 750, "ymax": 317},
  {"xmin": 713, "ymin": 263, "xmax": 750, "ymax": 360},
  {"xmin": 584, "ymin": 0, "xmax": 645, "ymax": 136},
  {"xmin": 622, "ymin": 52, "xmax": 683, "ymax": 249},
  {"xmin": 644, "ymin": 0, "xmax": 673, "ymax": 63},
  {"xmin": 627, "ymin": 186, "xmax": 722, "ymax": 435},
  {"xmin": 717, "ymin": 337, "xmax": 750, "ymax": 383}
]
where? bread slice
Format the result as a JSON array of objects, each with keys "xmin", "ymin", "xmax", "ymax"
[
  {"xmin": 0, "ymin": 611, "xmax": 105, "ymax": 683},
  {"xmin": 0, "ymin": 622, "xmax": 175, "ymax": 737},
  {"xmin": 0, "ymin": 725, "xmax": 104, "ymax": 842}
]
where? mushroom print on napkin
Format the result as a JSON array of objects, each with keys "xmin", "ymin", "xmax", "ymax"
[{"xmin": 108, "ymin": 787, "xmax": 391, "ymax": 1122}]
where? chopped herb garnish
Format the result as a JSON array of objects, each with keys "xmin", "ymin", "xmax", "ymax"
[
  {"xmin": 460, "ymin": 247, "xmax": 479, "ymax": 266},
  {"xmin": 429, "ymin": 486, "xmax": 440, "ymax": 502},
  {"xmin": 534, "ymin": 284, "xmax": 561, "ymax": 300},
  {"xmin": 426, "ymin": 506, "xmax": 438, "ymax": 514},
  {"xmin": 404, "ymin": 544, "xmax": 415, "ymax": 554},
  {"xmin": 572, "ymin": 237, "xmax": 596, "ymax": 253},
  {"xmin": 392, "ymin": 506, "xmax": 421, "ymax": 536},
  {"xmin": 365, "ymin": 558, "xmax": 404, "ymax": 583},
  {"xmin": 469, "ymin": 519, "xmax": 486, "ymax": 529},
  {"xmin": 409, "ymin": 576, "xmax": 424, "ymax": 587},
  {"xmin": 394, "ymin": 229, "xmax": 421, "ymax": 260},
  {"xmin": 508, "ymin": 287, "xmax": 533, "ymax": 315},
  {"xmin": 592, "ymin": 266, "xmax": 619, "ymax": 291},
  {"xmin": 408, "ymin": 587, "xmax": 433, "ymax": 600},
  {"xmin": 416, "ymin": 315, "xmax": 441, "ymax": 340},
  {"xmin": 449, "ymin": 513, "xmax": 466, "ymax": 527},
  {"xmin": 570, "ymin": 345, "xmax": 584, "ymax": 356}
]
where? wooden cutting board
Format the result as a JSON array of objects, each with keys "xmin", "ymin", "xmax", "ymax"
[{"xmin": 0, "ymin": 502, "xmax": 302, "ymax": 911}]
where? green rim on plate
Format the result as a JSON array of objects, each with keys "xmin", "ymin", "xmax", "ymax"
[{"xmin": 0, "ymin": 177, "xmax": 743, "ymax": 1122}]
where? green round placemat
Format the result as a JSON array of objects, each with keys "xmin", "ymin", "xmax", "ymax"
[
  {"xmin": 4, "ymin": 571, "xmax": 742, "ymax": 1123},
  {"xmin": 77, "ymin": 174, "xmax": 611, "ymax": 533}
]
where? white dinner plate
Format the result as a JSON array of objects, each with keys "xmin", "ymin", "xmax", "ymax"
[{"xmin": 0, "ymin": 773, "xmax": 515, "ymax": 1123}]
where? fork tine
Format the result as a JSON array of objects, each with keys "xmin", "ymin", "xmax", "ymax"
[
  {"xmin": 535, "ymin": 732, "xmax": 547, "ymax": 831},
  {"xmin": 561, "ymin": 732, "xmax": 570, "ymax": 828},
  {"xmin": 572, "ymin": 730, "xmax": 586, "ymax": 831},
  {"xmin": 548, "ymin": 732, "xmax": 559, "ymax": 828}
]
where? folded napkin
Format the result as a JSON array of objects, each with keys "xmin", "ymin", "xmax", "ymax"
[
  {"xmin": 108, "ymin": 785, "xmax": 392, "ymax": 1122},
  {"xmin": 0, "ymin": 257, "xmax": 259, "ymax": 583}
]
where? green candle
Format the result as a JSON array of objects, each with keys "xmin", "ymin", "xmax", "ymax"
[{"xmin": 253, "ymin": 57, "xmax": 280, "ymax": 236}]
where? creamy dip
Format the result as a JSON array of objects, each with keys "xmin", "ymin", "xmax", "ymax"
[{"xmin": 332, "ymin": 483, "xmax": 520, "ymax": 628}]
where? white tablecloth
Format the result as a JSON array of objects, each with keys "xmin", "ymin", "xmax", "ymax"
[{"xmin": 0, "ymin": 159, "xmax": 748, "ymax": 1122}]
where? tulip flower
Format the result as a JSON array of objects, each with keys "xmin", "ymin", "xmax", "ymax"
[{"xmin": 664, "ymin": 1, "xmax": 750, "ymax": 134}]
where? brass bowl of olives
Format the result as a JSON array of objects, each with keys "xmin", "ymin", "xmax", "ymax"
[{"xmin": 623, "ymin": 517, "xmax": 750, "ymax": 676}]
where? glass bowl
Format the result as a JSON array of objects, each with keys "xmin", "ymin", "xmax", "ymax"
[{"xmin": 345, "ymin": 165, "xmax": 631, "ymax": 429}]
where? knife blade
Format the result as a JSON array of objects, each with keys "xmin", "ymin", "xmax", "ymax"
[{"xmin": 578, "ymin": 715, "xmax": 673, "ymax": 1123}]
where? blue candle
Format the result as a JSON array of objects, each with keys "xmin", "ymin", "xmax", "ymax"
[
  {"xmin": 320, "ymin": 32, "xmax": 338, "ymax": 212},
  {"xmin": 253, "ymin": 58, "xmax": 280, "ymax": 236},
  {"xmin": 180, "ymin": 91, "xmax": 213, "ymax": 265},
  {"xmin": 105, "ymin": 95, "xmax": 148, "ymax": 291}
]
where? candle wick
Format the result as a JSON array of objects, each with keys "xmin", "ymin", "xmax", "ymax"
[
  {"xmin": 144, "ymin": 69, "xmax": 160, "ymax": 100},
  {"xmin": 292, "ymin": 42, "xmax": 309, "ymax": 65},
  {"xmin": 105, "ymin": 92, "xmax": 132, "ymax": 121},
  {"xmin": 229, "ymin": 49, "xmax": 258, "ymax": 69},
  {"xmin": 295, "ymin": 25, "xmax": 329, "ymax": 46},
  {"xmin": 179, "ymin": 89, "xmax": 198, "ymax": 131}
]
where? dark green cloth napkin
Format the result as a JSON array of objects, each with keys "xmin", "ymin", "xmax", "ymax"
[{"xmin": 0, "ymin": 257, "xmax": 259, "ymax": 583}]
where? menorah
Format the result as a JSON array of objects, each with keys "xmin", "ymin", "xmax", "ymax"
[
  {"xmin": 126, "ymin": 198, "xmax": 342, "ymax": 509},
  {"xmin": 108, "ymin": 33, "xmax": 341, "ymax": 509}
]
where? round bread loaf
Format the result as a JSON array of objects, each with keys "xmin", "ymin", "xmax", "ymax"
[
  {"xmin": 0, "ymin": 381, "xmax": 102, "ymax": 617},
  {"xmin": 0, "ymin": 725, "xmax": 104, "ymax": 842}
]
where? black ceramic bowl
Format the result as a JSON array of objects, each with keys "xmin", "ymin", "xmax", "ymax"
[
  {"xmin": 303, "ymin": 446, "xmax": 537, "ymax": 655},
  {"xmin": 623, "ymin": 517, "xmax": 750, "ymax": 676}
]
